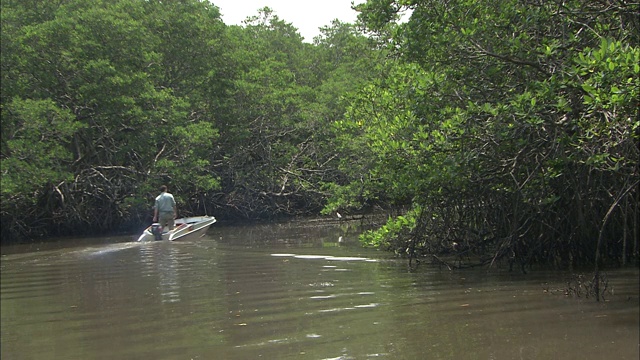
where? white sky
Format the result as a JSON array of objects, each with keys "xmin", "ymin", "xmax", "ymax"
[{"xmin": 211, "ymin": 0, "xmax": 361, "ymax": 42}]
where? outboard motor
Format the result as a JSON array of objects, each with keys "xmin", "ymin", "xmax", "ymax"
[{"xmin": 151, "ymin": 223, "xmax": 163, "ymax": 241}]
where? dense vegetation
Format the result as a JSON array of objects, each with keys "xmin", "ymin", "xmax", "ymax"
[
  {"xmin": 345, "ymin": 0, "xmax": 639, "ymax": 271},
  {"xmin": 1, "ymin": 0, "xmax": 638, "ymax": 272},
  {"xmin": 1, "ymin": 0, "xmax": 377, "ymax": 237}
]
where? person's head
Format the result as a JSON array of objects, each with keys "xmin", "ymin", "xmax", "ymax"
[{"xmin": 160, "ymin": 185, "xmax": 168, "ymax": 193}]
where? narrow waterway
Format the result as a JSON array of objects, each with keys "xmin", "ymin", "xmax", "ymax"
[{"xmin": 1, "ymin": 220, "xmax": 638, "ymax": 360}]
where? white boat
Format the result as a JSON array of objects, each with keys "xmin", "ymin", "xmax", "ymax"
[{"xmin": 137, "ymin": 216, "xmax": 216, "ymax": 242}]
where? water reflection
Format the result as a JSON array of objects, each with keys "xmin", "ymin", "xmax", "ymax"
[{"xmin": 138, "ymin": 243, "xmax": 182, "ymax": 303}]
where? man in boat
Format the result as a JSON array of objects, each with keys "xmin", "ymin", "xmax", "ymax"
[{"xmin": 153, "ymin": 185, "xmax": 177, "ymax": 231}]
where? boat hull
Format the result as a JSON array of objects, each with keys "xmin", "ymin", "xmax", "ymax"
[{"xmin": 137, "ymin": 216, "xmax": 216, "ymax": 242}]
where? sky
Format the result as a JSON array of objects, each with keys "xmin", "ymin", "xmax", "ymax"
[{"xmin": 211, "ymin": 0, "xmax": 361, "ymax": 42}]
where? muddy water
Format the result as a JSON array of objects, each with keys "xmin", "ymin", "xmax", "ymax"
[{"xmin": 1, "ymin": 221, "xmax": 638, "ymax": 360}]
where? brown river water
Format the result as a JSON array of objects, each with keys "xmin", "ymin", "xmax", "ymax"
[{"xmin": 1, "ymin": 220, "xmax": 638, "ymax": 360}]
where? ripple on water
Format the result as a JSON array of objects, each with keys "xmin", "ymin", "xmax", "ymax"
[{"xmin": 2, "ymin": 228, "xmax": 638, "ymax": 360}]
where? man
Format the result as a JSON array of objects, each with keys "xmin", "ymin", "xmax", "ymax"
[{"xmin": 153, "ymin": 185, "xmax": 177, "ymax": 230}]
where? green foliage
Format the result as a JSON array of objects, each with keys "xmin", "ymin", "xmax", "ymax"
[
  {"xmin": 571, "ymin": 39, "xmax": 639, "ymax": 170},
  {"xmin": 3, "ymin": 0, "xmax": 636, "ymax": 272},
  {"xmin": 0, "ymin": 0, "xmax": 385, "ymax": 238},
  {"xmin": 360, "ymin": 210, "xmax": 416, "ymax": 250},
  {"xmin": 333, "ymin": 0, "xmax": 640, "ymax": 267},
  {"xmin": 1, "ymin": 98, "xmax": 85, "ymax": 198},
  {"xmin": 157, "ymin": 122, "xmax": 221, "ymax": 194},
  {"xmin": 1, "ymin": 0, "xmax": 230, "ymax": 238},
  {"xmin": 328, "ymin": 61, "xmax": 469, "ymax": 214},
  {"xmin": 214, "ymin": 8, "xmax": 383, "ymax": 218}
]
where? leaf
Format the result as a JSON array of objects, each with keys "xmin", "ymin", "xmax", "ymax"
[{"xmin": 581, "ymin": 83, "xmax": 596, "ymax": 94}]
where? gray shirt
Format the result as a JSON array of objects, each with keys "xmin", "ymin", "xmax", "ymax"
[{"xmin": 155, "ymin": 192, "xmax": 176, "ymax": 213}]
